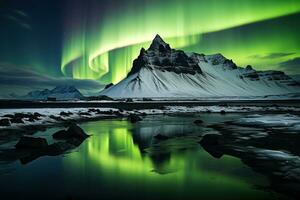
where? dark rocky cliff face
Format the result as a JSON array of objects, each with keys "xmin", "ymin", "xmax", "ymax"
[{"xmin": 127, "ymin": 34, "xmax": 202, "ymax": 77}]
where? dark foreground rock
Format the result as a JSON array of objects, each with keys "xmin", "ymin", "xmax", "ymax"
[
  {"xmin": 10, "ymin": 117, "xmax": 24, "ymax": 124},
  {"xmin": 200, "ymin": 134, "xmax": 223, "ymax": 146},
  {"xmin": 220, "ymin": 110, "xmax": 226, "ymax": 114},
  {"xmin": 60, "ymin": 111, "xmax": 73, "ymax": 117},
  {"xmin": 128, "ymin": 114, "xmax": 142, "ymax": 123},
  {"xmin": 15, "ymin": 136, "xmax": 48, "ymax": 149},
  {"xmin": 0, "ymin": 124, "xmax": 89, "ymax": 165},
  {"xmin": 53, "ymin": 123, "xmax": 89, "ymax": 140},
  {"xmin": 193, "ymin": 119, "xmax": 204, "ymax": 125},
  {"xmin": 0, "ymin": 119, "xmax": 10, "ymax": 126}
]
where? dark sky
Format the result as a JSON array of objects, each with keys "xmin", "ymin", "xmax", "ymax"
[
  {"xmin": 0, "ymin": 0, "xmax": 299, "ymax": 97},
  {"xmin": 0, "ymin": 0, "xmax": 63, "ymax": 75}
]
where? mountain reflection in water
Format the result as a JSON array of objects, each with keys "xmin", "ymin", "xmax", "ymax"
[{"xmin": 0, "ymin": 114, "xmax": 291, "ymax": 200}]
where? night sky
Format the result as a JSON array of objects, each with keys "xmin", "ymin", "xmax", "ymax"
[{"xmin": 0, "ymin": 0, "xmax": 300, "ymax": 97}]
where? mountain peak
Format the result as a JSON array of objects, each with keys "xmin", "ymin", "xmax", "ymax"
[
  {"xmin": 23, "ymin": 85, "xmax": 83, "ymax": 100},
  {"xmin": 153, "ymin": 34, "xmax": 165, "ymax": 43},
  {"xmin": 149, "ymin": 34, "xmax": 170, "ymax": 51}
]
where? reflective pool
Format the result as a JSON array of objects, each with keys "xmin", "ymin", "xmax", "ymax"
[{"xmin": 0, "ymin": 114, "xmax": 288, "ymax": 200}]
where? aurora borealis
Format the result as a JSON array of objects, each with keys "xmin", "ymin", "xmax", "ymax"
[
  {"xmin": 61, "ymin": 0, "xmax": 300, "ymax": 84},
  {"xmin": 0, "ymin": 0, "xmax": 300, "ymax": 95}
]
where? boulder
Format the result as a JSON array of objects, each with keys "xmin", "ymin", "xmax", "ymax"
[
  {"xmin": 128, "ymin": 114, "xmax": 142, "ymax": 123},
  {"xmin": 79, "ymin": 112, "xmax": 91, "ymax": 116},
  {"xmin": 45, "ymin": 142, "xmax": 75, "ymax": 156},
  {"xmin": 3, "ymin": 114, "xmax": 14, "ymax": 118},
  {"xmin": 88, "ymin": 108, "xmax": 98, "ymax": 112},
  {"xmin": 194, "ymin": 119, "xmax": 204, "ymax": 125},
  {"xmin": 14, "ymin": 113, "xmax": 32, "ymax": 118},
  {"xmin": 27, "ymin": 114, "xmax": 40, "ymax": 122},
  {"xmin": 10, "ymin": 117, "xmax": 24, "ymax": 124},
  {"xmin": 53, "ymin": 123, "xmax": 89, "ymax": 140},
  {"xmin": 15, "ymin": 136, "xmax": 48, "ymax": 149},
  {"xmin": 52, "ymin": 130, "xmax": 68, "ymax": 139},
  {"xmin": 0, "ymin": 119, "xmax": 10, "ymax": 126},
  {"xmin": 33, "ymin": 112, "xmax": 44, "ymax": 117},
  {"xmin": 49, "ymin": 115, "xmax": 64, "ymax": 121},
  {"xmin": 200, "ymin": 134, "xmax": 223, "ymax": 146},
  {"xmin": 60, "ymin": 111, "xmax": 72, "ymax": 116},
  {"xmin": 27, "ymin": 118, "xmax": 35, "ymax": 122},
  {"xmin": 200, "ymin": 134, "xmax": 224, "ymax": 158},
  {"xmin": 141, "ymin": 112, "xmax": 147, "ymax": 116},
  {"xmin": 67, "ymin": 124, "xmax": 87, "ymax": 138},
  {"xmin": 220, "ymin": 110, "xmax": 226, "ymax": 114},
  {"xmin": 125, "ymin": 98, "xmax": 133, "ymax": 102}
]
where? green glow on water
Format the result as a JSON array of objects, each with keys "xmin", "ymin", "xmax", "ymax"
[
  {"xmin": 62, "ymin": 0, "xmax": 300, "ymax": 83},
  {"xmin": 62, "ymin": 119, "xmax": 273, "ymax": 199}
]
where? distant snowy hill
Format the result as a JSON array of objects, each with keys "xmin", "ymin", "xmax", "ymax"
[
  {"xmin": 100, "ymin": 35, "xmax": 300, "ymax": 98},
  {"xmin": 23, "ymin": 85, "xmax": 84, "ymax": 100}
]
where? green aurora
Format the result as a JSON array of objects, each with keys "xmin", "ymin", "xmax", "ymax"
[{"xmin": 62, "ymin": 0, "xmax": 300, "ymax": 84}]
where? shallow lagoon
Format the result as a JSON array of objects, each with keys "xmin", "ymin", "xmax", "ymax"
[{"xmin": 0, "ymin": 114, "xmax": 291, "ymax": 200}]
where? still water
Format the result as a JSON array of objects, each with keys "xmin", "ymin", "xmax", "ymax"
[{"xmin": 0, "ymin": 114, "xmax": 287, "ymax": 200}]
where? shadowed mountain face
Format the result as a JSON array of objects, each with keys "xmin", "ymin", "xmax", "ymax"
[
  {"xmin": 100, "ymin": 35, "xmax": 300, "ymax": 98},
  {"xmin": 128, "ymin": 34, "xmax": 202, "ymax": 77}
]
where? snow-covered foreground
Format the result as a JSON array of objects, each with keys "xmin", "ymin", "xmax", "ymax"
[
  {"xmin": 0, "ymin": 105, "xmax": 300, "ymax": 130},
  {"xmin": 0, "ymin": 108, "xmax": 120, "ymax": 130}
]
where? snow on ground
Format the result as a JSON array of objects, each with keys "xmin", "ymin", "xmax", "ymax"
[
  {"xmin": 238, "ymin": 114, "xmax": 300, "ymax": 126},
  {"xmin": 235, "ymin": 114, "xmax": 300, "ymax": 131},
  {"xmin": 0, "ymin": 108, "xmax": 120, "ymax": 129},
  {"xmin": 164, "ymin": 105, "xmax": 300, "ymax": 113},
  {"xmin": 0, "ymin": 105, "xmax": 299, "ymax": 130}
]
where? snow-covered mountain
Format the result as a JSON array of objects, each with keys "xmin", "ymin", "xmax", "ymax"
[
  {"xmin": 23, "ymin": 85, "xmax": 84, "ymax": 100},
  {"xmin": 100, "ymin": 35, "xmax": 300, "ymax": 98}
]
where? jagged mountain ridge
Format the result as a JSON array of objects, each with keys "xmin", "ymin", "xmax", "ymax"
[
  {"xmin": 101, "ymin": 35, "xmax": 299, "ymax": 98},
  {"xmin": 23, "ymin": 85, "xmax": 83, "ymax": 100}
]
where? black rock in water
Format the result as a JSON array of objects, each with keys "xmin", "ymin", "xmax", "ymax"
[
  {"xmin": 200, "ymin": 134, "xmax": 223, "ymax": 146},
  {"xmin": 194, "ymin": 119, "xmax": 204, "ymax": 125},
  {"xmin": 15, "ymin": 136, "xmax": 48, "ymax": 149},
  {"xmin": 0, "ymin": 119, "xmax": 10, "ymax": 126},
  {"xmin": 10, "ymin": 117, "xmax": 24, "ymax": 124},
  {"xmin": 60, "ymin": 111, "xmax": 72, "ymax": 116},
  {"xmin": 128, "ymin": 114, "xmax": 142, "ymax": 123},
  {"xmin": 53, "ymin": 123, "xmax": 89, "ymax": 140}
]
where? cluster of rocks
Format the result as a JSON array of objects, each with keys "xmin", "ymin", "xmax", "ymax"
[
  {"xmin": 0, "ymin": 112, "xmax": 44, "ymax": 126},
  {"xmin": 127, "ymin": 113, "xmax": 143, "ymax": 123},
  {"xmin": 11, "ymin": 123, "xmax": 89, "ymax": 164},
  {"xmin": 200, "ymin": 119, "xmax": 300, "ymax": 199}
]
